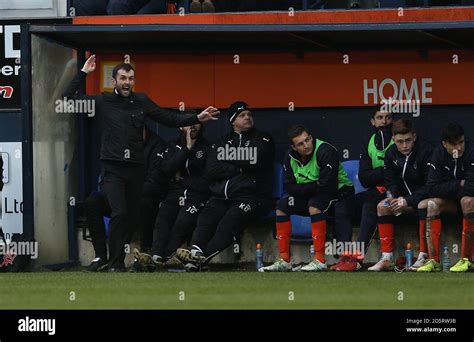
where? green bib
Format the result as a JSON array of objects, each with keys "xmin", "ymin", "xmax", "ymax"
[
  {"xmin": 367, "ymin": 133, "xmax": 394, "ymax": 169},
  {"xmin": 290, "ymin": 139, "xmax": 353, "ymax": 189}
]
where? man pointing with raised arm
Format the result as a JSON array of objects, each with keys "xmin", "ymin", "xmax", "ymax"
[{"xmin": 63, "ymin": 55, "xmax": 219, "ymax": 271}]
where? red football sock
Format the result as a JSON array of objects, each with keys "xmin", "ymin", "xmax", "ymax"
[
  {"xmin": 462, "ymin": 217, "xmax": 473, "ymax": 259},
  {"xmin": 419, "ymin": 219, "xmax": 427, "ymax": 254},
  {"xmin": 311, "ymin": 219, "xmax": 326, "ymax": 263},
  {"xmin": 428, "ymin": 218, "xmax": 442, "ymax": 262},
  {"xmin": 378, "ymin": 223, "xmax": 394, "ymax": 253},
  {"xmin": 276, "ymin": 218, "xmax": 291, "ymax": 262}
]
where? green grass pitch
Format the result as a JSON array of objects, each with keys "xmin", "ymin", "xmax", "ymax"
[{"xmin": 0, "ymin": 272, "xmax": 472, "ymax": 309}]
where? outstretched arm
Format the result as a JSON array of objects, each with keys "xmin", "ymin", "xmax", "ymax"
[
  {"xmin": 146, "ymin": 105, "xmax": 220, "ymax": 127},
  {"xmin": 62, "ymin": 54, "xmax": 97, "ymax": 101}
]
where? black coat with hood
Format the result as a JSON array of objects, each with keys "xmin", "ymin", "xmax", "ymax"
[{"xmin": 206, "ymin": 127, "xmax": 274, "ymax": 202}]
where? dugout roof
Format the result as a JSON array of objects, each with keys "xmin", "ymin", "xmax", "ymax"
[{"xmin": 29, "ymin": 7, "xmax": 474, "ymax": 52}]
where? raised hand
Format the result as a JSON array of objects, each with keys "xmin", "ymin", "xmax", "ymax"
[
  {"xmin": 197, "ymin": 106, "xmax": 220, "ymax": 122},
  {"xmin": 81, "ymin": 54, "xmax": 97, "ymax": 74}
]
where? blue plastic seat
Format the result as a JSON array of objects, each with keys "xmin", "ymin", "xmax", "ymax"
[
  {"xmin": 103, "ymin": 216, "xmax": 110, "ymax": 238},
  {"xmin": 290, "ymin": 215, "xmax": 313, "ymax": 242},
  {"xmin": 273, "ymin": 162, "xmax": 285, "ymax": 199},
  {"xmin": 342, "ymin": 160, "xmax": 367, "ymax": 194}
]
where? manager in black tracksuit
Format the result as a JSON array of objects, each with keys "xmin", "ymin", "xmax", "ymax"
[
  {"xmin": 64, "ymin": 55, "xmax": 219, "ymax": 271},
  {"xmin": 177, "ymin": 101, "xmax": 274, "ymax": 270},
  {"xmin": 135, "ymin": 123, "xmax": 210, "ymax": 267},
  {"xmin": 83, "ymin": 127, "xmax": 168, "ymax": 272}
]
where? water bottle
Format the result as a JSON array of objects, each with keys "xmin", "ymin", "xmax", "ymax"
[
  {"xmin": 405, "ymin": 243, "xmax": 413, "ymax": 268},
  {"xmin": 384, "ymin": 190, "xmax": 393, "ymax": 206},
  {"xmin": 256, "ymin": 243, "xmax": 264, "ymax": 271},
  {"xmin": 385, "ymin": 190, "xmax": 401, "ymax": 216},
  {"xmin": 442, "ymin": 246, "xmax": 450, "ymax": 272}
]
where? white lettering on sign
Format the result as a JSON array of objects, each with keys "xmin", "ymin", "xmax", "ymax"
[
  {"xmin": 0, "ymin": 25, "xmax": 21, "ymax": 59},
  {"xmin": 363, "ymin": 78, "xmax": 432, "ymax": 105}
]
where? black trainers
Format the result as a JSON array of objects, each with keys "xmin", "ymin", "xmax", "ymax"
[{"xmin": 83, "ymin": 257, "xmax": 108, "ymax": 273}]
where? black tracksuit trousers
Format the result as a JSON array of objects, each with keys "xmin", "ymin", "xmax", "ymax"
[
  {"xmin": 84, "ymin": 191, "xmax": 110, "ymax": 260},
  {"xmin": 102, "ymin": 160, "xmax": 145, "ymax": 269},
  {"xmin": 152, "ymin": 191, "xmax": 206, "ymax": 258},
  {"xmin": 356, "ymin": 189, "xmax": 385, "ymax": 254},
  {"xmin": 191, "ymin": 197, "xmax": 269, "ymax": 262}
]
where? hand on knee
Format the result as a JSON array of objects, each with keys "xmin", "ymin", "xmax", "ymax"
[
  {"xmin": 417, "ymin": 199, "xmax": 429, "ymax": 210},
  {"xmin": 427, "ymin": 200, "xmax": 440, "ymax": 217},
  {"xmin": 461, "ymin": 196, "xmax": 474, "ymax": 214}
]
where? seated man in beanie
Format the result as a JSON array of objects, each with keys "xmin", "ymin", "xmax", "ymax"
[{"xmin": 176, "ymin": 101, "xmax": 274, "ymax": 271}]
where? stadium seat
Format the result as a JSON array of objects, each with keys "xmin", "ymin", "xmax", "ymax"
[
  {"xmin": 273, "ymin": 162, "xmax": 285, "ymax": 200},
  {"xmin": 290, "ymin": 215, "xmax": 313, "ymax": 242},
  {"xmin": 96, "ymin": 176, "xmax": 111, "ymax": 238},
  {"xmin": 265, "ymin": 162, "xmax": 285, "ymax": 219},
  {"xmin": 342, "ymin": 160, "xmax": 367, "ymax": 194},
  {"xmin": 103, "ymin": 216, "xmax": 110, "ymax": 238}
]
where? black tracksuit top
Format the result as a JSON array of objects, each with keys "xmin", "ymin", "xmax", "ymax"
[
  {"xmin": 161, "ymin": 133, "xmax": 210, "ymax": 196},
  {"xmin": 63, "ymin": 71, "xmax": 200, "ymax": 164},
  {"xmin": 383, "ymin": 139, "xmax": 433, "ymax": 207},
  {"xmin": 206, "ymin": 128, "xmax": 275, "ymax": 201},
  {"xmin": 426, "ymin": 142, "xmax": 474, "ymax": 198}
]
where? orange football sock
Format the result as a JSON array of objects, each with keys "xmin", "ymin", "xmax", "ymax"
[{"xmin": 276, "ymin": 216, "xmax": 291, "ymax": 262}]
